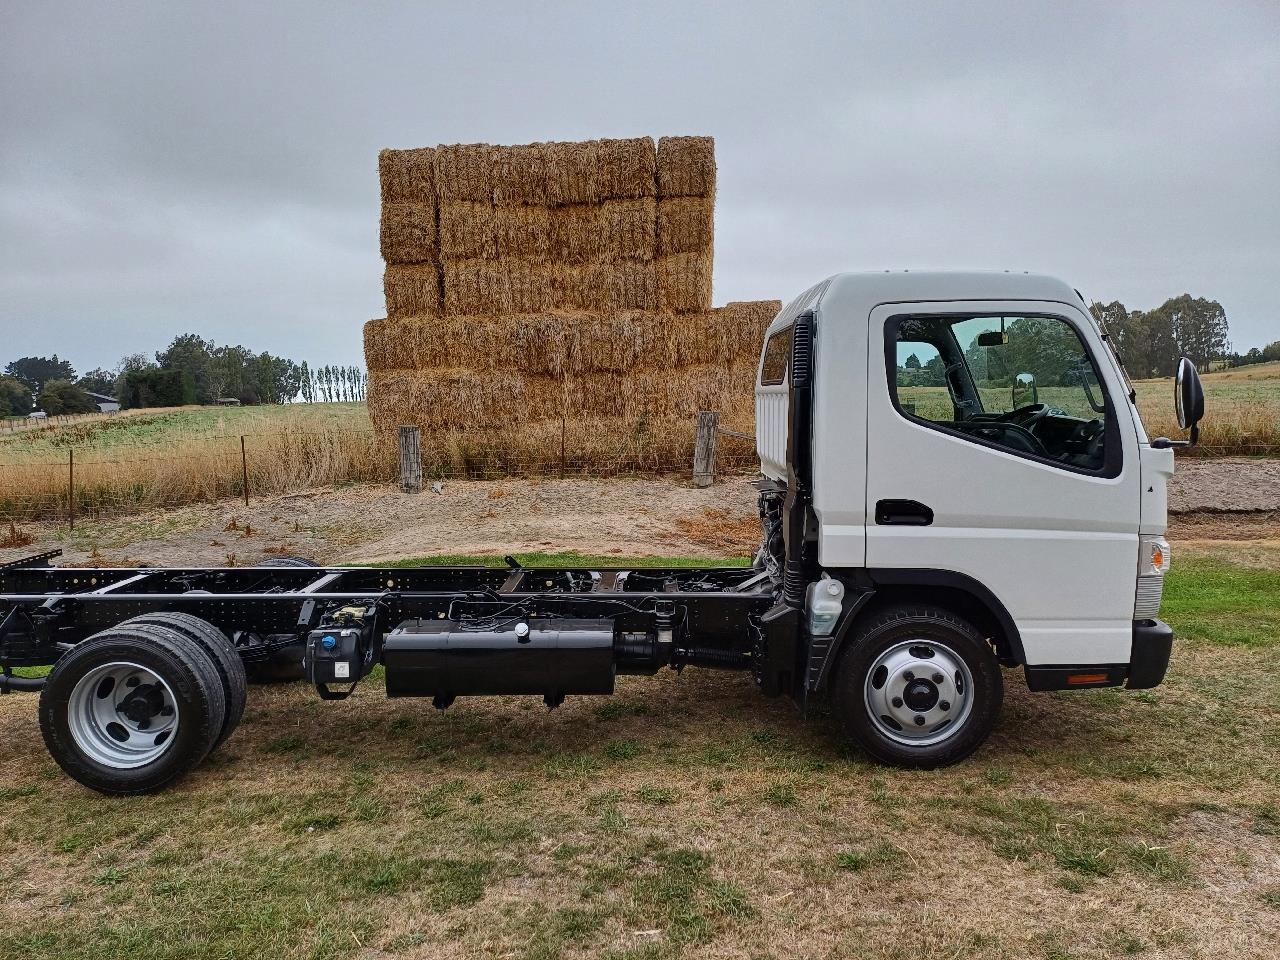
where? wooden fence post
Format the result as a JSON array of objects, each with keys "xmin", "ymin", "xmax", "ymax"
[
  {"xmin": 68, "ymin": 449, "xmax": 75, "ymax": 531},
  {"xmin": 241, "ymin": 435, "xmax": 250, "ymax": 507},
  {"xmin": 399, "ymin": 426, "xmax": 423, "ymax": 493},
  {"xmin": 693, "ymin": 410, "xmax": 719, "ymax": 488}
]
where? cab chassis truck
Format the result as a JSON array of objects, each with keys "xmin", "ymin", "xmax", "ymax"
[{"xmin": 0, "ymin": 273, "xmax": 1205, "ymax": 794}]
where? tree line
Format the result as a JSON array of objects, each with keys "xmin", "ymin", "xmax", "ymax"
[
  {"xmin": 0, "ymin": 335, "xmax": 365, "ymax": 417},
  {"xmin": 1089, "ymin": 294, "xmax": 1273, "ymax": 377}
]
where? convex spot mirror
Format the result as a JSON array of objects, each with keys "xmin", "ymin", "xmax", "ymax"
[
  {"xmin": 1175, "ymin": 357, "xmax": 1205, "ymax": 431},
  {"xmin": 1013, "ymin": 372, "xmax": 1038, "ymax": 405}
]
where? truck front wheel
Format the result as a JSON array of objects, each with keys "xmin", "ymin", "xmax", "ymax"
[{"xmin": 832, "ymin": 605, "xmax": 1003, "ymax": 768}]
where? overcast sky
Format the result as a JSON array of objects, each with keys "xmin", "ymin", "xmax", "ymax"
[{"xmin": 1, "ymin": 1, "xmax": 1276, "ymax": 374}]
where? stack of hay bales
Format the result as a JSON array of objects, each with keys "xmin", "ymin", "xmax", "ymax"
[{"xmin": 366, "ymin": 136, "xmax": 780, "ymax": 474}]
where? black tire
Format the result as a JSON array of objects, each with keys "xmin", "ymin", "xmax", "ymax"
[
  {"xmin": 239, "ymin": 556, "xmax": 318, "ymax": 682},
  {"xmin": 125, "ymin": 613, "xmax": 247, "ymax": 751},
  {"xmin": 39, "ymin": 623, "xmax": 227, "ymax": 795},
  {"xmin": 832, "ymin": 605, "xmax": 1003, "ymax": 768}
]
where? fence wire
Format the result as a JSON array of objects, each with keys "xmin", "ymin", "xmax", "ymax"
[{"xmin": 0, "ymin": 421, "xmax": 762, "ymax": 525}]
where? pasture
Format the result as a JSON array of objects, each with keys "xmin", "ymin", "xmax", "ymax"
[{"xmin": 0, "ymin": 546, "xmax": 1276, "ymax": 959}]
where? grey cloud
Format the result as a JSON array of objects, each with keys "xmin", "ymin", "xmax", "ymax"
[{"xmin": 1, "ymin": 0, "xmax": 1276, "ymax": 372}]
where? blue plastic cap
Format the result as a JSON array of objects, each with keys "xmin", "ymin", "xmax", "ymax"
[{"xmin": 320, "ymin": 634, "xmax": 338, "ymax": 650}]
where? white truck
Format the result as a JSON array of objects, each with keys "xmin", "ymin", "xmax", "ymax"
[{"xmin": 0, "ymin": 270, "xmax": 1204, "ymax": 793}]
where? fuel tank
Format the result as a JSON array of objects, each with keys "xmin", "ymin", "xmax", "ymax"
[{"xmin": 382, "ymin": 618, "xmax": 616, "ymax": 698}]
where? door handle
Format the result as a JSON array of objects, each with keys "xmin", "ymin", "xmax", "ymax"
[{"xmin": 875, "ymin": 499, "xmax": 934, "ymax": 526}]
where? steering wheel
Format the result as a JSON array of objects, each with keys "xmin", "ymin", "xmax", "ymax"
[{"xmin": 999, "ymin": 403, "xmax": 1050, "ymax": 432}]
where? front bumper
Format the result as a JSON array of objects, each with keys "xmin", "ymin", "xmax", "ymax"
[{"xmin": 1023, "ymin": 619, "xmax": 1174, "ymax": 692}]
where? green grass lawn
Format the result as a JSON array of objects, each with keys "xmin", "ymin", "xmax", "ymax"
[{"xmin": 0, "ymin": 554, "xmax": 1276, "ymax": 959}]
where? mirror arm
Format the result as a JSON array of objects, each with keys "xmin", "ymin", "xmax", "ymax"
[{"xmin": 1150, "ymin": 424, "xmax": 1199, "ymax": 449}]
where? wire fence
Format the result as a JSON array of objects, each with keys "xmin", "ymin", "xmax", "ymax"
[
  {"xmin": 0, "ymin": 418, "xmax": 761, "ymax": 527},
  {"xmin": 0, "ymin": 410, "xmax": 1272, "ymax": 530}
]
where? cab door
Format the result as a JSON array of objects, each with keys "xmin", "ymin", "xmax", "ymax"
[{"xmin": 863, "ymin": 300, "xmax": 1141, "ymax": 667}]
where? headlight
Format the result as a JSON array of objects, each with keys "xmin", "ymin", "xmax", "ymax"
[{"xmin": 1135, "ymin": 536, "xmax": 1171, "ymax": 619}]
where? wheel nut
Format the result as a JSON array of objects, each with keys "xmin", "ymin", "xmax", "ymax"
[
  {"xmin": 932, "ymin": 672, "xmax": 944, "ymax": 684},
  {"xmin": 939, "ymin": 700, "xmax": 951, "ymax": 711},
  {"xmin": 913, "ymin": 715, "xmax": 926, "ymax": 726},
  {"xmin": 891, "ymin": 697, "xmax": 903, "ymax": 708},
  {"xmin": 904, "ymin": 671, "xmax": 915, "ymax": 681}
]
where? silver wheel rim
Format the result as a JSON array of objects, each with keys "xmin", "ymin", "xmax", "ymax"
[
  {"xmin": 863, "ymin": 639, "xmax": 974, "ymax": 747},
  {"xmin": 67, "ymin": 661, "xmax": 180, "ymax": 768}
]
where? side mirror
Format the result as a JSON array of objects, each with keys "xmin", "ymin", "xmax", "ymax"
[
  {"xmin": 1175, "ymin": 357, "xmax": 1205, "ymax": 434},
  {"xmin": 1012, "ymin": 372, "xmax": 1038, "ymax": 406},
  {"xmin": 1153, "ymin": 357, "xmax": 1205, "ymax": 448}
]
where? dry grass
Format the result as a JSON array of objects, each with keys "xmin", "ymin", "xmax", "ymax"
[
  {"xmin": 673, "ymin": 507, "xmax": 760, "ymax": 552},
  {"xmin": 0, "ymin": 556, "xmax": 1275, "ymax": 959},
  {"xmin": 0, "ymin": 406, "xmax": 392, "ymax": 522},
  {"xmin": 1134, "ymin": 370, "xmax": 1280, "ymax": 455}
]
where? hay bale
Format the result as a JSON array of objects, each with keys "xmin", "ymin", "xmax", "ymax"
[
  {"xmin": 367, "ymin": 368, "xmax": 531, "ymax": 432},
  {"xmin": 656, "ymin": 196, "xmax": 713, "ymax": 257},
  {"xmin": 380, "ymin": 201, "xmax": 437, "ymax": 264},
  {"xmin": 379, "ymin": 148, "xmax": 436, "ymax": 204},
  {"xmin": 595, "ymin": 137, "xmax": 658, "ymax": 199},
  {"xmin": 550, "ymin": 205, "xmax": 604, "ymax": 263},
  {"xmin": 492, "ymin": 142, "xmax": 550, "ymax": 205},
  {"xmin": 550, "ymin": 262, "xmax": 605, "ymax": 311},
  {"xmin": 603, "ymin": 260, "xmax": 658, "ymax": 311},
  {"xmin": 657, "ymin": 136, "xmax": 716, "ymax": 198},
  {"xmin": 495, "ymin": 204, "xmax": 552, "ymax": 258},
  {"xmin": 369, "ymin": 362, "xmax": 754, "ymax": 430},
  {"xmin": 601, "ymin": 198, "xmax": 657, "ymax": 260},
  {"xmin": 440, "ymin": 202, "xmax": 497, "ymax": 260},
  {"xmin": 364, "ymin": 306, "xmax": 780, "ymax": 378},
  {"xmin": 657, "ymin": 253, "xmax": 713, "ymax": 313},
  {"xmin": 545, "ymin": 140, "xmax": 602, "ymax": 205},
  {"xmin": 383, "ymin": 263, "xmax": 441, "ymax": 318},
  {"xmin": 443, "ymin": 258, "xmax": 553, "ymax": 316},
  {"xmin": 433, "ymin": 143, "xmax": 495, "ymax": 203}
]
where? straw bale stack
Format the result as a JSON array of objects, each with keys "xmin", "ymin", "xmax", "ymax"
[{"xmin": 367, "ymin": 134, "xmax": 775, "ymax": 473}]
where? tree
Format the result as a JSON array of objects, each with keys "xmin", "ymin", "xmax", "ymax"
[
  {"xmin": 77, "ymin": 368, "xmax": 118, "ymax": 397},
  {"xmin": 156, "ymin": 334, "xmax": 217, "ymax": 403},
  {"xmin": 39, "ymin": 379, "xmax": 97, "ymax": 415},
  {"xmin": 120, "ymin": 369, "xmax": 195, "ymax": 409},
  {"xmin": 4, "ymin": 356, "xmax": 76, "ymax": 394},
  {"xmin": 1173, "ymin": 295, "xmax": 1229, "ymax": 372},
  {"xmin": 0, "ymin": 376, "xmax": 33, "ymax": 417},
  {"xmin": 904, "ymin": 353, "xmax": 921, "ymax": 370},
  {"xmin": 299, "ymin": 362, "xmax": 313, "ymax": 403}
]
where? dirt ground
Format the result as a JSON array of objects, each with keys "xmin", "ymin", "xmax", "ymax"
[{"xmin": 1, "ymin": 457, "xmax": 1275, "ymax": 569}]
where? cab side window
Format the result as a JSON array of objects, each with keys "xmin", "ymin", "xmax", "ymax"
[
  {"xmin": 760, "ymin": 328, "xmax": 791, "ymax": 386},
  {"xmin": 888, "ymin": 314, "xmax": 1114, "ymax": 474}
]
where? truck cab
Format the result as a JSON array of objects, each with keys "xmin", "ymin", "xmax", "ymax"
[{"xmin": 753, "ymin": 271, "xmax": 1200, "ymax": 766}]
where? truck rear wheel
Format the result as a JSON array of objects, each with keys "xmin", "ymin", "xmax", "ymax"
[
  {"xmin": 832, "ymin": 605, "xmax": 1002, "ymax": 768},
  {"xmin": 39, "ymin": 623, "xmax": 227, "ymax": 795},
  {"xmin": 126, "ymin": 612, "xmax": 246, "ymax": 750}
]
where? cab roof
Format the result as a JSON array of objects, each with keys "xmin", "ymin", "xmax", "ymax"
[{"xmin": 767, "ymin": 271, "xmax": 1088, "ymax": 335}]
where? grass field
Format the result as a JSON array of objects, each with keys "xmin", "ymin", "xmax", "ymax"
[
  {"xmin": 0, "ymin": 550, "xmax": 1277, "ymax": 959},
  {"xmin": 0, "ymin": 404, "xmax": 390, "ymax": 520}
]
